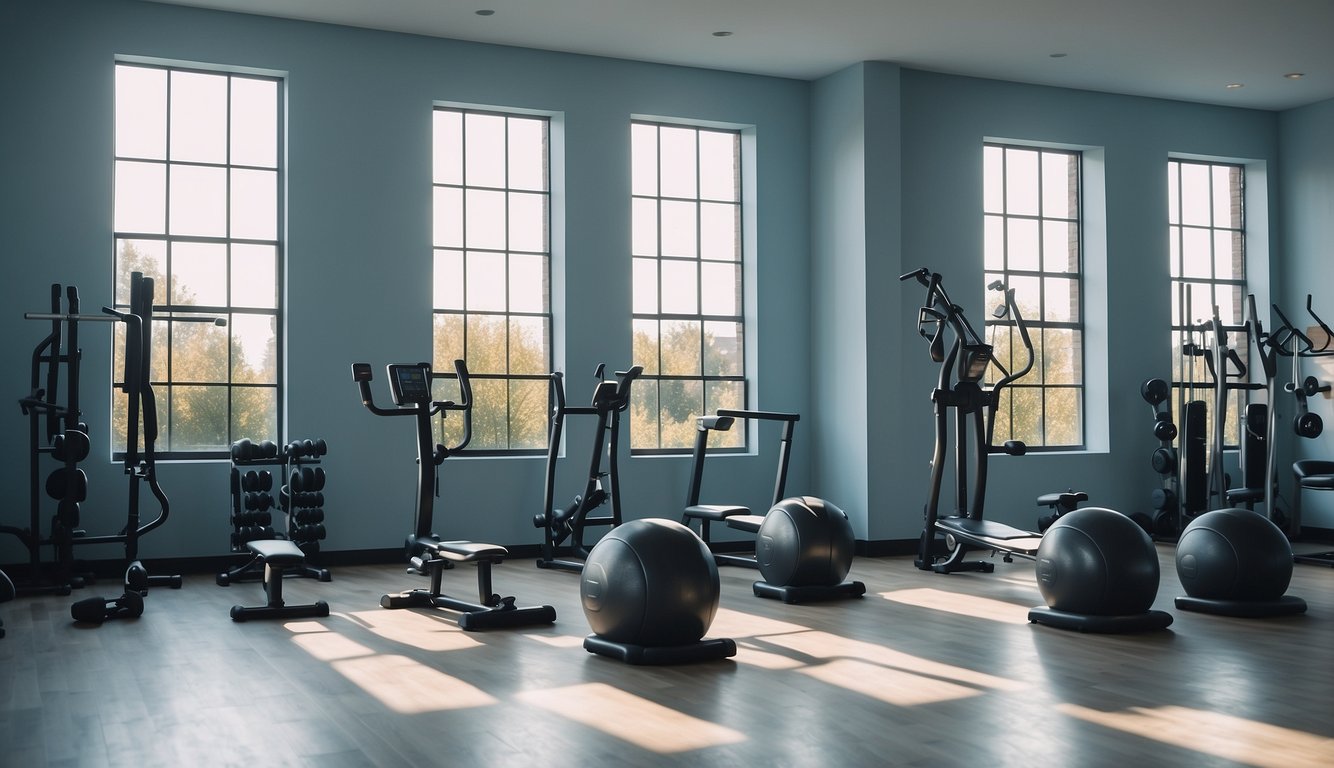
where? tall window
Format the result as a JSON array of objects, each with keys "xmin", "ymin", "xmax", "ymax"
[
  {"xmin": 631, "ymin": 122, "xmax": 745, "ymax": 453},
  {"xmin": 983, "ymin": 144, "xmax": 1085, "ymax": 449},
  {"xmin": 113, "ymin": 62, "xmax": 282, "ymax": 457},
  {"xmin": 1168, "ymin": 159, "xmax": 1246, "ymax": 447},
  {"xmin": 432, "ymin": 107, "xmax": 552, "ymax": 452}
]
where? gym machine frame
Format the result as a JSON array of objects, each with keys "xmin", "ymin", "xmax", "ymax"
[
  {"xmin": 534, "ymin": 364, "xmax": 641, "ymax": 572},
  {"xmin": 901, "ymin": 268, "xmax": 1047, "ymax": 574},
  {"xmin": 353, "ymin": 359, "xmax": 556, "ymax": 630},
  {"xmin": 682, "ymin": 408, "xmax": 799, "ymax": 568},
  {"xmin": 15, "ymin": 275, "xmax": 189, "ymax": 616}
]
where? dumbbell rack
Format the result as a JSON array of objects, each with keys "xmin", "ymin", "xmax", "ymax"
[{"xmin": 217, "ymin": 438, "xmax": 331, "ymax": 586}]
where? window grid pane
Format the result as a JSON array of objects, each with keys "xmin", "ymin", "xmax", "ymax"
[
  {"xmin": 432, "ymin": 107, "xmax": 552, "ymax": 454},
  {"xmin": 112, "ymin": 62, "xmax": 283, "ymax": 458},
  {"xmin": 631, "ymin": 122, "xmax": 745, "ymax": 453},
  {"xmin": 983, "ymin": 143, "xmax": 1084, "ymax": 450},
  {"xmin": 1168, "ymin": 159, "xmax": 1247, "ymax": 452}
]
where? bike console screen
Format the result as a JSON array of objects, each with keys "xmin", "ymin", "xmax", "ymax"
[{"xmin": 388, "ymin": 364, "xmax": 432, "ymax": 406}]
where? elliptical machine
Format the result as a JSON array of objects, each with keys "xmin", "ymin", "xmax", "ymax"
[
  {"xmin": 902, "ymin": 267, "xmax": 1171, "ymax": 633},
  {"xmin": 533, "ymin": 364, "xmax": 641, "ymax": 572},
  {"xmin": 901, "ymin": 268, "xmax": 1041, "ymax": 573},
  {"xmin": 352, "ymin": 359, "xmax": 555, "ymax": 630}
]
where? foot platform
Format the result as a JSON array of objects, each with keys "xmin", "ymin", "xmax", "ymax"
[
  {"xmin": 752, "ymin": 580, "xmax": 866, "ymax": 604},
  {"xmin": 1028, "ymin": 606, "xmax": 1174, "ymax": 633},
  {"xmin": 583, "ymin": 634, "xmax": 737, "ymax": 665},
  {"xmin": 1174, "ymin": 595, "xmax": 1307, "ymax": 618}
]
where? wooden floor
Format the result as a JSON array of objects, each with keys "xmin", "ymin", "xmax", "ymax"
[{"xmin": 1, "ymin": 547, "xmax": 1331, "ymax": 767}]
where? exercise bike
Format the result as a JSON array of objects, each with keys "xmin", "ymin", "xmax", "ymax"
[
  {"xmin": 533, "ymin": 363, "xmax": 641, "ymax": 572},
  {"xmin": 901, "ymin": 268, "xmax": 1083, "ymax": 573},
  {"xmin": 352, "ymin": 359, "xmax": 556, "ymax": 630}
]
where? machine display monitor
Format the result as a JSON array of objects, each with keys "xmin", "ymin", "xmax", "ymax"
[{"xmin": 388, "ymin": 364, "xmax": 432, "ymax": 406}]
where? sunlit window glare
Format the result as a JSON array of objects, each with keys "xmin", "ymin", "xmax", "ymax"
[
  {"xmin": 630, "ymin": 121, "xmax": 745, "ymax": 452},
  {"xmin": 112, "ymin": 62, "xmax": 282, "ymax": 453},
  {"xmin": 431, "ymin": 107, "xmax": 552, "ymax": 452}
]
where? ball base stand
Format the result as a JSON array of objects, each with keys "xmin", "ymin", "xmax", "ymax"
[
  {"xmin": 752, "ymin": 580, "xmax": 866, "ymax": 604},
  {"xmin": 1174, "ymin": 595, "xmax": 1307, "ymax": 618},
  {"xmin": 583, "ymin": 634, "xmax": 737, "ymax": 665},
  {"xmin": 1029, "ymin": 606, "xmax": 1174, "ymax": 633}
]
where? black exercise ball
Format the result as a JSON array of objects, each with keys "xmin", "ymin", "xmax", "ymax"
[
  {"xmin": 757, "ymin": 496, "xmax": 855, "ymax": 587},
  {"xmin": 1034, "ymin": 506, "xmax": 1160, "ymax": 616},
  {"xmin": 580, "ymin": 518, "xmax": 720, "ymax": 647},
  {"xmin": 1176, "ymin": 508, "xmax": 1294, "ymax": 602}
]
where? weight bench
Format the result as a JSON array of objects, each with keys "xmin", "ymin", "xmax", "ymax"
[
  {"xmin": 229, "ymin": 539, "xmax": 330, "ymax": 622},
  {"xmin": 381, "ymin": 536, "xmax": 557, "ymax": 631}
]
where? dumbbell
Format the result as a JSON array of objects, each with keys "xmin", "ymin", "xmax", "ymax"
[
  {"xmin": 258, "ymin": 440, "xmax": 278, "ymax": 458},
  {"xmin": 71, "ymin": 590, "xmax": 144, "ymax": 624},
  {"xmin": 231, "ymin": 438, "xmax": 255, "ymax": 461},
  {"xmin": 292, "ymin": 524, "xmax": 326, "ymax": 542},
  {"xmin": 241, "ymin": 470, "xmax": 259, "ymax": 492},
  {"xmin": 289, "ymin": 467, "xmax": 327, "ymax": 493},
  {"xmin": 294, "ymin": 508, "xmax": 324, "ymax": 525},
  {"xmin": 234, "ymin": 510, "xmax": 273, "ymax": 527},
  {"xmin": 312, "ymin": 438, "xmax": 328, "ymax": 456}
]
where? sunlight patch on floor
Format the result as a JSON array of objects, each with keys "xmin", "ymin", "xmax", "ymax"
[
  {"xmin": 707, "ymin": 606, "xmax": 811, "ymax": 639},
  {"xmin": 333, "ymin": 654, "xmax": 498, "ymax": 714},
  {"xmin": 291, "ymin": 631, "xmax": 375, "ymax": 661},
  {"xmin": 346, "ymin": 609, "xmax": 483, "ymax": 652},
  {"xmin": 526, "ymin": 633, "xmax": 588, "ymax": 648},
  {"xmin": 762, "ymin": 630, "xmax": 1025, "ymax": 692},
  {"xmin": 799, "ymin": 658, "xmax": 985, "ymax": 706},
  {"xmin": 881, "ymin": 587, "xmax": 1033, "ymax": 624},
  {"xmin": 1058, "ymin": 704, "xmax": 1334, "ymax": 768},
  {"xmin": 518, "ymin": 682, "xmax": 746, "ymax": 754}
]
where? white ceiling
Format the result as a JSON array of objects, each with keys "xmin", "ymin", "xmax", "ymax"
[{"xmin": 147, "ymin": 0, "xmax": 1334, "ymax": 111}]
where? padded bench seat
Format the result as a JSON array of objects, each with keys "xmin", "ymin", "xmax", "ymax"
[
  {"xmin": 230, "ymin": 539, "xmax": 330, "ymax": 622},
  {"xmin": 426, "ymin": 539, "xmax": 508, "ymax": 562},
  {"xmin": 684, "ymin": 504, "xmax": 749, "ymax": 521},
  {"xmin": 247, "ymin": 539, "xmax": 306, "ymax": 567},
  {"xmin": 725, "ymin": 514, "xmax": 767, "ymax": 533}
]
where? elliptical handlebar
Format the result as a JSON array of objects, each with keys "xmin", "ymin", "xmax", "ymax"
[
  {"xmin": 988, "ymin": 280, "xmax": 1035, "ymax": 390},
  {"xmin": 902, "ymin": 267, "xmax": 1034, "ymax": 394}
]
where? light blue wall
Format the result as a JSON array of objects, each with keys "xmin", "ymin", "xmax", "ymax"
[
  {"xmin": 1279, "ymin": 97, "xmax": 1334, "ymax": 531},
  {"xmin": 857, "ymin": 69, "xmax": 1281, "ymax": 537},
  {"xmin": 0, "ymin": 0, "xmax": 811, "ymax": 562}
]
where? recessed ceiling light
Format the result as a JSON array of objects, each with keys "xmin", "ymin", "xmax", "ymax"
[
  {"xmin": 475, "ymin": 9, "xmax": 495, "ymax": 16},
  {"xmin": 1225, "ymin": 83, "xmax": 1244, "ymax": 89},
  {"xmin": 712, "ymin": 31, "xmax": 733, "ymax": 37},
  {"xmin": 1284, "ymin": 72, "xmax": 1305, "ymax": 80}
]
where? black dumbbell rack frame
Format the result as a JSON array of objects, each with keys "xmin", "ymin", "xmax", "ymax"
[{"xmin": 218, "ymin": 439, "xmax": 331, "ymax": 586}]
